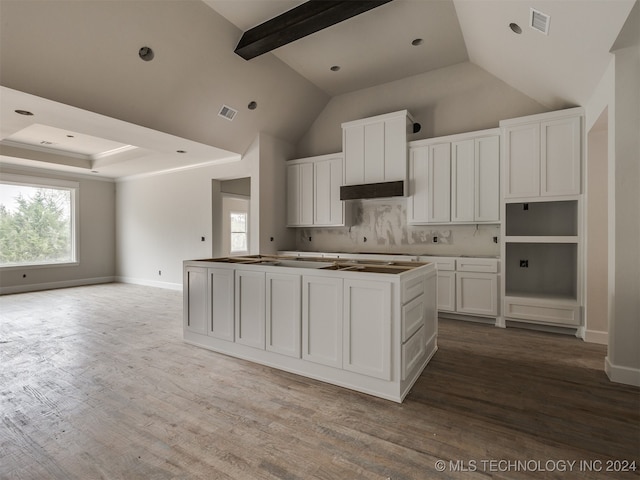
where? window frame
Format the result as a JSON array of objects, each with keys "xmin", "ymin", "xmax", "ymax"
[
  {"xmin": 0, "ymin": 173, "xmax": 80, "ymax": 270},
  {"xmin": 229, "ymin": 210, "xmax": 249, "ymax": 255}
]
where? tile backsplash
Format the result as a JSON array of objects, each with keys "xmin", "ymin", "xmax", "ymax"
[{"xmin": 296, "ymin": 198, "xmax": 500, "ymax": 256}]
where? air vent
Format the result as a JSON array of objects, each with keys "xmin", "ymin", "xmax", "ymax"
[
  {"xmin": 530, "ymin": 8, "xmax": 550, "ymax": 35},
  {"xmin": 218, "ymin": 105, "xmax": 238, "ymax": 121}
]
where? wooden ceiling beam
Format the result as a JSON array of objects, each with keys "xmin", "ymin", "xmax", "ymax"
[{"xmin": 234, "ymin": 0, "xmax": 393, "ymax": 60}]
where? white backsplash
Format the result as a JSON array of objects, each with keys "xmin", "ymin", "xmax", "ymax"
[{"xmin": 296, "ymin": 198, "xmax": 500, "ymax": 256}]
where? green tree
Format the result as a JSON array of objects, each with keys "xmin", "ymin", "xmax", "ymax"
[{"xmin": 0, "ymin": 188, "xmax": 71, "ymax": 265}]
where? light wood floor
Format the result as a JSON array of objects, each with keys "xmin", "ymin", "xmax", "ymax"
[{"xmin": 1, "ymin": 283, "xmax": 638, "ymax": 480}]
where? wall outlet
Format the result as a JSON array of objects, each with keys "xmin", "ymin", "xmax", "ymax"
[
  {"xmin": 519, "ymin": 260, "xmax": 528, "ymax": 268},
  {"xmin": 432, "ymin": 236, "xmax": 439, "ymax": 244},
  {"xmin": 158, "ymin": 270, "xmax": 162, "ymax": 276}
]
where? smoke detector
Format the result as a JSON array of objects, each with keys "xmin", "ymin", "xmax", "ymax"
[
  {"xmin": 218, "ymin": 105, "xmax": 238, "ymax": 121},
  {"xmin": 530, "ymin": 8, "xmax": 550, "ymax": 35}
]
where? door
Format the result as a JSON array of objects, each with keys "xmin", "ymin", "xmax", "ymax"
[
  {"xmin": 437, "ymin": 271, "xmax": 456, "ymax": 312},
  {"xmin": 475, "ymin": 135, "xmax": 500, "ymax": 222},
  {"xmin": 235, "ymin": 270, "xmax": 266, "ymax": 349},
  {"xmin": 451, "ymin": 139, "xmax": 475, "ymax": 222},
  {"xmin": 184, "ymin": 266, "xmax": 207, "ymax": 334},
  {"xmin": 314, "ymin": 156, "xmax": 343, "ymax": 226},
  {"xmin": 541, "ymin": 115, "xmax": 581, "ymax": 196},
  {"xmin": 343, "ymin": 279, "xmax": 391, "ymax": 380},
  {"xmin": 504, "ymin": 123, "xmax": 540, "ymax": 198},
  {"xmin": 428, "ymin": 143, "xmax": 451, "ymax": 223},
  {"xmin": 266, "ymin": 273, "xmax": 301, "ymax": 358},
  {"xmin": 302, "ymin": 275, "xmax": 343, "ymax": 368},
  {"xmin": 208, "ymin": 267, "xmax": 234, "ymax": 341},
  {"xmin": 407, "ymin": 145, "xmax": 429, "ymax": 224},
  {"xmin": 456, "ymin": 272, "xmax": 498, "ymax": 316}
]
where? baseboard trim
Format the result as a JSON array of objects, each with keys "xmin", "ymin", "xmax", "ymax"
[
  {"xmin": 605, "ymin": 357, "xmax": 640, "ymax": 387},
  {"xmin": 0, "ymin": 276, "xmax": 115, "ymax": 295},
  {"xmin": 584, "ymin": 329, "xmax": 608, "ymax": 345},
  {"xmin": 116, "ymin": 276, "xmax": 182, "ymax": 291}
]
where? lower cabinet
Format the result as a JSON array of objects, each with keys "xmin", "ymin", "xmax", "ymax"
[
  {"xmin": 208, "ymin": 268, "xmax": 235, "ymax": 341},
  {"xmin": 302, "ymin": 275, "xmax": 343, "ymax": 368},
  {"xmin": 235, "ymin": 270, "xmax": 266, "ymax": 349},
  {"xmin": 343, "ymin": 279, "xmax": 391, "ymax": 380},
  {"xmin": 184, "ymin": 266, "xmax": 208, "ymax": 335},
  {"xmin": 266, "ymin": 273, "xmax": 302, "ymax": 358},
  {"xmin": 456, "ymin": 272, "xmax": 498, "ymax": 316},
  {"xmin": 436, "ymin": 271, "xmax": 456, "ymax": 312}
]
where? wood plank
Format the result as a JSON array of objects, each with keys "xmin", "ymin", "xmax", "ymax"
[{"xmin": 1, "ymin": 283, "xmax": 638, "ymax": 479}]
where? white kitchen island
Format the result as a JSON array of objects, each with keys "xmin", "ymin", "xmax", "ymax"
[{"xmin": 183, "ymin": 255, "xmax": 437, "ymax": 402}]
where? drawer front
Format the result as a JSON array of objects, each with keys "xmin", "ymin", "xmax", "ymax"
[
  {"xmin": 402, "ymin": 326, "xmax": 426, "ymax": 381},
  {"xmin": 402, "ymin": 294, "xmax": 425, "ymax": 342},
  {"xmin": 504, "ymin": 298, "xmax": 581, "ymax": 326},
  {"xmin": 402, "ymin": 275, "xmax": 425, "ymax": 304},
  {"xmin": 455, "ymin": 258, "xmax": 499, "ymax": 273},
  {"xmin": 419, "ymin": 256, "xmax": 456, "ymax": 271}
]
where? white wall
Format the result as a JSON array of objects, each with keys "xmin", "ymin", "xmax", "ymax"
[
  {"xmin": 296, "ymin": 62, "xmax": 547, "ymax": 158},
  {"xmin": 0, "ymin": 165, "xmax": 116, "ymax": 293}
]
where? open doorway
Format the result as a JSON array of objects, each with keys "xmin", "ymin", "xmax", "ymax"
[{"xmin": 214, "ymin": 177, "xmax": 251, "ymax": 257}]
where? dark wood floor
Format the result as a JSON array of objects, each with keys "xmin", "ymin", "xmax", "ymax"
[{"xmin": 1, "ymin": 283, "xmax": 638, "ymax": 479}]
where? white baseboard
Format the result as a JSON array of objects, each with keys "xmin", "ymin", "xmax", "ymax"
[
  {"xmin": 116, "ymin": 276, "xmax": 182, "ymax": 291},
  {"xmin": 584, "ymin": 329, "xmax": 608, "ymax": 345},
  {"xmin": 0, "ymin": 276, "xmax": 115, "ymax": 295},
  {"xmin": 605, "ymin": 356, "xmax": 640, "ymax": 387}
]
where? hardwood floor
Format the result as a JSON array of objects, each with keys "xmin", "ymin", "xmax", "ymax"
[{"xmin": 1, "ymin": 283, "xmax": 638, "ymax": 479}]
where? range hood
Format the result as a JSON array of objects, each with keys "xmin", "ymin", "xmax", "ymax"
[{"xmin": 340, "ymin": 180, "xmax": 404, "ymax": 200}]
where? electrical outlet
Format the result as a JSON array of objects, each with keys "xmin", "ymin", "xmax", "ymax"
[
  {"xmin": 432, "ymin": 236, "xmax": 439, "ymax": 244},
  {"xmin": 158, "ymin": 270, "xmax": 162, "ymax": 276},
  {"xmin": 519, "ymin": 260, "xmax": 528, "ymax": 268}
]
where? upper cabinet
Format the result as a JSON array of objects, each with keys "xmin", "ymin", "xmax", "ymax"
[
  {"xmin": 501, "ymin": 107, "xmax": 583, "ymax": 199},
  {"xmin": 287, "ymin": 153, "xmax": 345, "ymax": 228},
  {"xmin": 408, "ymin": 129, "xmax": 500, "ymax": 225},
  {"xmin": 342, "ymin": 110, "xmax": 414, "ymax": 186}
]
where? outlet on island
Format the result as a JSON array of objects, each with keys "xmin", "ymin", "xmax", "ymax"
[{"xmin": 519, "ymin": 260, "xmax": 528, "ymax": 268}]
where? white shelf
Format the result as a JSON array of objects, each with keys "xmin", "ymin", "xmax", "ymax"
[
  {"xmin": 505, "ymin": 236, "xmax": 578, "ymax": 244},
  {"xmin": 504, "ymin": 292, "xmax": 578, "ymax": 302}
]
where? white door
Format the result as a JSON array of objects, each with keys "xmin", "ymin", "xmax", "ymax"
[
  {"xmin": 456, "ymin": 272, "xmax": 498, "ymax": 316},
  {"xmin": 266, "ymin": 273, "xmax": 301, "ymax": 358},
  {"xmin": 475, "ymin": 135, "xmax": 500, "ymax": 222},
  {"xmin": 314, "ymin": 156, "xmax": 343, "ymax": 226},
  {"xmin": 437, "ymin": 271, "xmax": 456, "ymax": 312},
  {"xmin": 184, "ymin": 266, "xmax": 207, "ymax": 334},
  {"xmin": 541, "ymin": 116, "xmax": 581, "ymax": 196},
  {"xmin": 451, "ymin": 139, "xmax": 475, "ymax": 222},
  {"xmin": 407, "ymin": 145, "xmax": 429, "ymax": 224},
  {"xmin": 504, "ymin": 123, "xmax": 540, "ymax": 198},
  {"xmin": 234, "ymin": 270, "xmax": 266, "ymax": 349},
  {"xmin": 428, "ymin": 143, "xmax": 451, "ymax": 223},
  {"xmin": 302, "ymin": 275, "xmax": 343, "ymax": 368},
  {"xmin": 343, "ymin": 279, "xmax": 391, "ymax": 380}
]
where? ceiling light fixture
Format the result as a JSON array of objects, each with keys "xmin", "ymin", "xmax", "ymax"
[
  {"xmin": 509, "ymin": 22, "xmax": 522, "ymax": 34},
  {"xmin": 15, "ymin": 109, "xmax": 34, "ymax": 116},
  {"xmin": 411, "ymin": 38, "xmax": 423, "ymax": 46},
  {"xmin": 330, "ymin": 65, "xmax": 341, "ymax": 72},
  {"xmin": 248, "ymin": 101, "xmax": 257, "ymax": 110},
  {"xmin": 138, "ymin": 46, "xmax": 154, "ymax": 61}
]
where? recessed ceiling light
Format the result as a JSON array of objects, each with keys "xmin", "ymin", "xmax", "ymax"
[
  {"xmin": 15, "ymin": 109, "xmax": 34, "ymax": 116},
  {"xmin": 66, "ymin": 134, "xmax": 75, "ymax": 138},
  {"xmin": 330, "ymin": 65, "xmax": 341, "ymax": 72},
  {"xmin": 509, "ymin": 22, "xmax": 522, "ymax": 34},
  {"xmin": 138, "ymin": 46, "xmax": 154, "ymax": 61},
  {"xmin": 411, "ymin": 38, "xmax": 423, "ymax": 46},
  {"xmin": 177, "ymin": 150, "xmax": 186, "ymax": 154},
  {"xmin": 248, "ymin": 101, "xmax": 257, "ymax": 110}
]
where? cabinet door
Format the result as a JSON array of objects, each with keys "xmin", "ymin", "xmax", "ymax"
[
  {"xmin": 541, "ymin": 116, "xmax": 581, "ymax": 196},
  {"xmin": 208, "ymin": 268, "xmax": 234, "ymax": 341},
  {"xmin": 407, "ymin": 145, "xmax": 429, "ymax": 223},
  {"xmin": 344, "ymin": 125, "xmax": 365, "ymax": 185},
  {"xmin": 234, "ymin": 270, "xmax": 266, "ymax": 349},
  {"xmin": 314, "ymin": 157, "xmax": 344, "ymax": 226},
  {"xmin": 437, "ymin": 271, "xmax": 456, "ymax": 312},
  {"xmin": 364, "ymin": 122, "xmax": 385, "ymax": 183},
  {"xmin": 299, "ymin": 162, "xmax": 314, "ymax": 226},
  {"xmin": 266, "ymin": 273, "xmax": 301, "ymax": 358},
  {"xmin": 286, "ymin": 163, "xmax": 300, "ymax": 226},
  {"xmin": 504, "ymin": 123, "xmax": 540, "ymax": 198},
  {"xmin": 475, "ymin": 135, "xmax": 500, "ymax": 222},
  {"xmin": 451, "ymin": 139, "xmax": 475, "ymax": 222},
  {"xmin": 384, "ymin": 115, "xmax": 408, "ymax": 182},
  {"xmin": 184, "ymin": 266, "xmax": 208, "ymax": 334},
  {"xmin": 302, "ymin": 276, "xmax": 343, "ymax": 368},
  {"xmin": 456, "ymin": 272, "xmax": 498, "ymax": 316},
  {"xmin": 343, "ymin": 279, "xmax": 391, "ymax": 380},
  {"xmin": 429, "ymin": 143, "xmax": 451, "ymax": 223}
]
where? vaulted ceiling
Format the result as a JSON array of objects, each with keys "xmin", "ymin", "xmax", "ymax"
[{"xmin": 0, "ymin": 0, "xmax": 636, "ymax": 178}]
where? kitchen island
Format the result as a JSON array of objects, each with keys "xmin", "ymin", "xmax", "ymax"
[{"xmin": 183, "ymin": 255, "xmax": 437, "ymax": 402}]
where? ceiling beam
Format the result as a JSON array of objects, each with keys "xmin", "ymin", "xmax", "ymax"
[{"xmin": 234, "ymin": 0, "xmax": 393, "ymax": 60}]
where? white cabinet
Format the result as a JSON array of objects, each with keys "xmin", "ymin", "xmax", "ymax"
[
  {"xmin": 184, "ymin": 266, "xmax": 208, "ymax": 335},
  {"xmin": 501, "ymin": 108, "xmax": 582, "ymax": 199},
  {"xmin": 234, "ymin": 270, "xmax": 266, "ymax": 349},
  {"xmin": 408, "ymin": 129, "xmax": 500, "ymax": 224},
  {"xmin": 208, "ymin": 267, "xmax": 235, "ymax": 341},
  {"xmin": 287, "ymin": 154, "xmax": 344, "ymax": 227},
  {"xmin": 437, "ymin": 271, "xmax": 456, "ymax": 312},
  {"xmin": 266, "ymin": 273, "xmax": 301, "ymax": 358},
  {"xmin": 343, "ymin": 279, "xmax": 391, "ymax": 380},
  {"xmin": 456, "ymin": 272, "xmax": 498, "ymax": 316},
  {"xmin": 342, "ymin": 110, "xmax": 413, "ymax": 186},
  {"xmin": 302, "ymin": 275, "xmax": 343, "ymax": 368},
  {"xmin": 286, "ymin": 162, "xmax": 313, "ymax": 226}
]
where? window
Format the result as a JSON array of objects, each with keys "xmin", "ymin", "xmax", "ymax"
[
  {"xmin": 230, "ymin": 211, "xmax": 248, "ymax": 254},
  {"xmin": 0, "ymin": 174, "xmax": 78, "ymax": 268}
]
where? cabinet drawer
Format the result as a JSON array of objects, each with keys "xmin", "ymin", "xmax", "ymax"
[
  {"xmin": 456, "ymin": 258, "xmax": 498, "ymax": 273},
  {"xmin": 402, "ymin": 326, "xmax": 426, "ymax": 381},
  {"xmin": 419, "ymin": 256, "xmax": 456, "ymax": 271},
  {"xmin": 402, "ymin": 294, "xmax": 425, "ymax": 342},
  {"xmin": 504, "ymin": 297, "xmax": 580, "ymax": 326},
  {"xmin": 402, "ymin": 275, "xmax": 425, "ymax": 304}
]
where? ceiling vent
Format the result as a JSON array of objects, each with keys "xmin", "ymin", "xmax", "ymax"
[
  {"xmin": 218, "ymin": 105, "xmax": 238, "ymax": 121},
  {"xmin": 530, "ymin": 8, "xmax": 550, "ymax": 35}
]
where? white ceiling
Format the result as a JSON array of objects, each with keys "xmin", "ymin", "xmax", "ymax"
[{"xmin": 0, "ymin": 0, "xmax": 636, "ymax": 179}]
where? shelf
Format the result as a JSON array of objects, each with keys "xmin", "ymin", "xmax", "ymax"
[
  {"xmin": 505, "ymin": 236, "xmax": 578, "ymax": 244},
  {"xmin": 504, "ymin": 292, "xmax": 578, "ymax": 303},
  {"xmin": 505, "ymin": 200, "xmax": 578, "ymax": 236}
]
